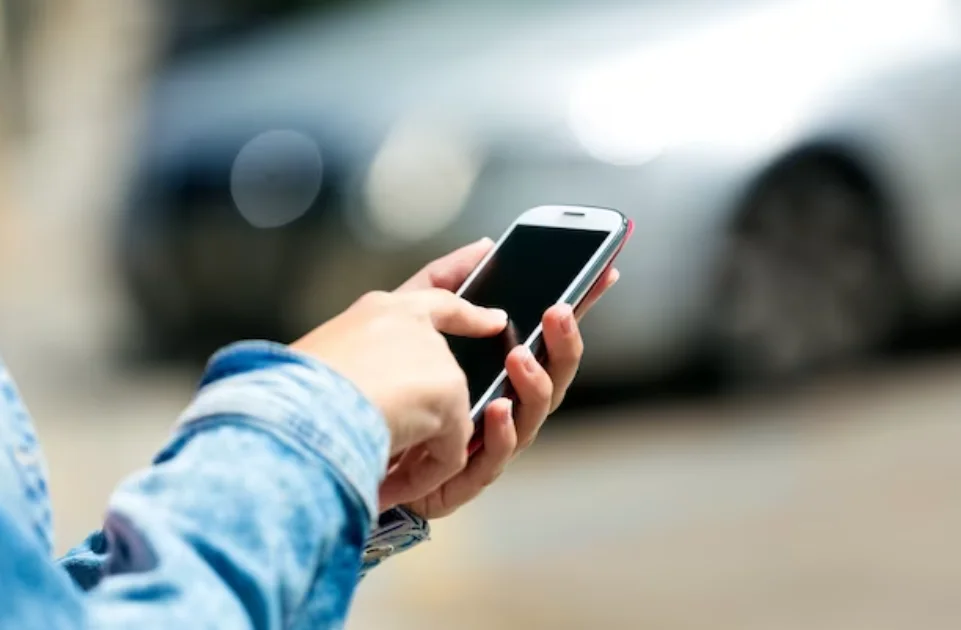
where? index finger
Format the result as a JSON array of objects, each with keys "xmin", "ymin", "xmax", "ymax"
[{"xmin": 407, "ymin": 289, "xmax": 508, "ymax": 337}]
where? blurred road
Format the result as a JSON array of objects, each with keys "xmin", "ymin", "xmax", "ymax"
[{"xmin": 6, "ymin": 347, "xmax": 959, "ymax": 630}]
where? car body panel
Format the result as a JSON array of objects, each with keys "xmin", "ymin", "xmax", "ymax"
[{"xmin": 120, "ymin": 0, "xmax": 961, "ymax": 379}]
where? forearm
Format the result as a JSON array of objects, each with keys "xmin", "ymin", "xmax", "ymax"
[
  {"xmin": 55, "ymin": 342, "xmax": 389, "ymax": 629},
  {"xmin": 89, "ymin": 424, "xmax": 372, "ymax": 629},
  {"xmin": 59, "ymin": 344, "xmax": 433, "ymax": 613}
]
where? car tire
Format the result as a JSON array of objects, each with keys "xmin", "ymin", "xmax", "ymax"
[{"xmin": 709, "ymin": 160, "xmax": 904, "ymax": 386}]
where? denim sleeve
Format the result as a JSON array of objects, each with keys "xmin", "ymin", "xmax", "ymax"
[{"xmin": 26, "ymin": 341, "xmax": 390, "ymax": 630}]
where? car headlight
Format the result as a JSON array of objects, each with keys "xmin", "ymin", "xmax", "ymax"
[
  {"xmin": 568, "ymin": 64, "xmax": 673, "ymax": 168},
  {"xmin": 362, "ymin": 118, "xmax": 481, "ymax": 245}
]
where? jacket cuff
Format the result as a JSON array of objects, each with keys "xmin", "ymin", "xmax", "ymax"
[{"xmin": 171, "ymin": 341, "xmax": 390, "ymax": 523}]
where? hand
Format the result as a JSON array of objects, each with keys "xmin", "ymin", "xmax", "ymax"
[
  {"xmin": 395, "ymin": 238, "xmax": 620, "ymax": 518},
  {"xmin": 291, "ymin": 288, "xmax": 507, "ymax": 510}
]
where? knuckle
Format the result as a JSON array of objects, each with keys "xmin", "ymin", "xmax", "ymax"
[
  {"xmin": 440, "ymin": 361, "xmax": 469, "ymax": 392},
  {"xmin": 436, "ymin": 289, "xmax": 466, "ymax": 309},
  {"xmin": 537, "ymin": 378, "xmax": 555, "ymax": 402},
  {"xmin": 570, "ymin": 338, "xmax": 585, "ymax": 360},
  {"xmin": 479, "ymin": 468, "xmax": 501, "ymax": 488},
  {"xmin": 406, "ymin": 295, "xmax": 433, "ymax": 321},
  {"xmin": 422, "ymin": 260, "xmax": 442, "ymax": 281},
  {"xmin": 453, "ymin": 447, "xmax": 470, "ymax": 470},
  {"xmin": 358, "ymin": 290, "xmax": 391, "ymax": 309},
  {"xmin": 517, "ymin": 434, "xmax": 537, "ymax": 451}
]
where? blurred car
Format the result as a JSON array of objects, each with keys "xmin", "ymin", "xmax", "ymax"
[
  {"xmin": 119, "ymin": 0, "xmax": 961, "ymax": 384},
  {"xmin": 155, "ymin": 0, "xmax": 334, "ymax": 63}
]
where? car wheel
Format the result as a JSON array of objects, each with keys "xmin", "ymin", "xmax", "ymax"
[{"xmin": 710, "ymin": 161, "xmax": 903, "ymax": 385}]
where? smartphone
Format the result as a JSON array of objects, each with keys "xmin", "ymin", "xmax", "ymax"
[{"xmin": 445, "ymin": 205, "xmax": 633, "ymax": 441}]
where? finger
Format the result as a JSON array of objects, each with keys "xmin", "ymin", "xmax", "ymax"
[
  {"xmin": 409, "ymin": 289, "xmax": 507, "ymax": 337},
  {"xmin": 541, "ymin": 303, "xmax": 583, "ymax": 411},
  {"xmin": 397, "ymin": 238, "xmax": 494, "ymax": 292},
  {"xmin": 387, "ymin": 452, "xmax": 404, "ymax": 471},
  {"xmin": 505, "ymin": 345, "xmax": 553, "ymax": 452},
  {"xmin": 379, "ymin": 447, "xmax": 424, "ymax": 511},
  {"xmin": 429, "ymin": 399, "xmax": 517, "ymax": 517},
  {"xmin": 575, "ymin": 267, "xmax": 620, "ymax": 321},
  {"xmin": 378, "ymin": 418, "xmax": 471, "ymax": 509}
]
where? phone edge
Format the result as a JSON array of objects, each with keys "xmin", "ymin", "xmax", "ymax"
[{"xmin": 468, "ymin": 210, "xmax": 630, "ymax": 424}]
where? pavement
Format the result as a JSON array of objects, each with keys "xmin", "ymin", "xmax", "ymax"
[
  {"xmin": 347, "ymin": 360, "xmax": 961, "ymax": 630},
  {"xmin": 8, "ymin": 343, "xmax": 961, "ymax": 630}
]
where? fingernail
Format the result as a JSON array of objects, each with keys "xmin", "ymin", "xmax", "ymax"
[
  {"xmin": 478, "ymin": 236, "xmax": 494, "ymax": 247},
  {"xmin": 504, "ymin": 398, "xmax": 514, "ymax": 420},
  {"xmin": 491, "ymin": 308, "xmax": 508, "ymax": 325},
  {"xmin": 523, "ymin": 348, "xmax": 538, "ymax": 373}
]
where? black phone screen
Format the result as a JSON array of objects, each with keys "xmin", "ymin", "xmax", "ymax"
[{"xmin": 446, "ymin": 225, "xmax": 610, "ymax": 409}]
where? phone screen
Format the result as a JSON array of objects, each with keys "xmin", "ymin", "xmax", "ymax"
[{"xmin": 446, "ymin": 225, "xmax": 610, "ymax": 408}]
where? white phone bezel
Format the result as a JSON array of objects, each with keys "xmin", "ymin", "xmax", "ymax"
[{"xmin": 455, "ymin": 204, "xmax": 627, "ymax": 421}]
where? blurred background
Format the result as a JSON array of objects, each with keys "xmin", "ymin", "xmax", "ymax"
[{"xmin": 3, "ymin": 0, "xmax": 961, "ymax": 628}]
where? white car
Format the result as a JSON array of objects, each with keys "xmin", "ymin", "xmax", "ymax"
[{"xmin": 120, "ymin": 0, "xmax": 961, "ymax": 383}]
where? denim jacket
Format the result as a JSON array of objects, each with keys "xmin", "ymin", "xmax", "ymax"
[{"xmin": 0, "ymin": 341, "xmax": 430, "ymax": 629}]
